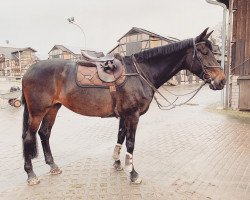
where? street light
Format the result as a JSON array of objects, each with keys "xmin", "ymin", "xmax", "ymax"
[{"xmin": 67, "ymin": 17, "xmax": 87, "ymax": 50}]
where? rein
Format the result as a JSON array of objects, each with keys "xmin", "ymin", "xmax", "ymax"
[
  {"xmin": 131, "ymin": 38, "xmax": 217, "ymax": 110},
  {"xmin": 153, "ymin": 82, "xmax": 206, "ymax": 110}
]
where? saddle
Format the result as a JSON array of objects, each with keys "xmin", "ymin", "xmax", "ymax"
[{"xmin": 76, "ymin": 53, "xmax": 126, "ymax": 88}]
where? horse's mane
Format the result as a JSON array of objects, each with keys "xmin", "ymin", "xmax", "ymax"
[{"xmin": 134, "ymin": 38, "xmax": 194, "ymax": 62}]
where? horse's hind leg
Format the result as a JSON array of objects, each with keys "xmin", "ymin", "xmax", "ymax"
[
  {"xmin": 113, "ymin": 117, "xmax": 126, "ymax": 171},
  {"xmin": 23, "ymin": 114, "xmax": 44, "ymax": 185},
  {"xmin": 38, "ymin": 103, "xmax": 62, "ymax": 175}
]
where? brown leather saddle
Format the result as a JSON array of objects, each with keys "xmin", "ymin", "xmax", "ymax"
[{"xmin": 76, "ymin": 52, "xmax": 126, "ymax": 88}]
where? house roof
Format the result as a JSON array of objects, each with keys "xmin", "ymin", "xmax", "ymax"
[
  {"xmin": 48, "ymin": 45, "xmax": 82, "ymax": 55},
  {"xmin": 0, "ymin": 47, "xmax": 21, "ymax": 59},
  {"xmin": 11, "ymin": 47, "xmax": 37, "ymax": 53},
  {"xmin": 0, "ymin": 47, "xmax": 37, "ymax": 60},
  {"xmin": 117, "ymin": 27, "xmax": 180, "ymax": 43},
  {"xmin": 48, "ymin": 45, "xmax": 104, "ymax": 58},
  {"xmin": 87, "ymin": 51, "xmax": 104, "ymax": 58},
  {"xmin": 82, "ymin": 50, "xmax": 104, "ymax": 58}
]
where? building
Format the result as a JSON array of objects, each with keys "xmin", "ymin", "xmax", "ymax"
[
  {"xmin": 48, "ymin": 45, "xmax": 104, "ymax": 61},
  {"xmin": 109, "ymin": 27, "xmax": 187, "ymax": 84},
  {"xmin": 230, "ymin": 0, "xmax": 250, "ymax": 110},
  {"xmin": 109, "ymin": 27, "xmax": 179, "ymax": 56},
  {"xmin": 0, "ymin": 47, "xmax": 38, "ymax": 77},
  {"xmin": 109, "ymin": 27, "xmax": 222, "ymax": 85},
  {"xmin": 216, "ymin": 0, "xmax": 250, "ymax": 110}
]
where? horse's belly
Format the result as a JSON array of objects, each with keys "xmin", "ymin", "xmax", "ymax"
[
  {"xmin": 61, "ymin": 88, "xmax": 114, "ymax": 117},
  {"xmin": 64, "ymin": 102, "xmax": 113, "ymax": 117}
]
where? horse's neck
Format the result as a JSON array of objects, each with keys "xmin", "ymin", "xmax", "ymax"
[{"xmin": 142, "ymin": 52, "xmax": 186, "ymax": 88}]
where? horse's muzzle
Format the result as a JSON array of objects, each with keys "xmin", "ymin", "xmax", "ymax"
[{"xmin": 209, "ymin": 78, "xmax": 226, "ymax": 90}]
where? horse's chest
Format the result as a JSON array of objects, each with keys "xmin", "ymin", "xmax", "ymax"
[{"xmin": 117, "ymin": 91, "xmax": 152, "ymax": 115}]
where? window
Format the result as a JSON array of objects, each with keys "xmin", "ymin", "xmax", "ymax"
[{"xmin": 126, "ymin": 42, "xmax": 142, "ymax": 56}]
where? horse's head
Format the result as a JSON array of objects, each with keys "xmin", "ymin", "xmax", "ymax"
[{"xmin": 185, "ymin": 28, "xmax": 226, "ymax": 90}]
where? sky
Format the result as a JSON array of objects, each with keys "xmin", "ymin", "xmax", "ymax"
[{"xmin": 0, "ymin": 0, "xmax": 224, "ymax": 59}]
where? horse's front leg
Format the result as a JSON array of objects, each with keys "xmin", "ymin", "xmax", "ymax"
[
  {"xmin": 113, "ymin": 117, "xmax": 126, "ymax": 171},
  {"xmin": 124, "ymin": 112, "xmax": 142, "ymax": 184}
]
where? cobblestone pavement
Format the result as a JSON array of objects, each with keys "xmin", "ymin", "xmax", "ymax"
[{"xmin": 0, "ymin": 81, "xmax": 250, "ymax": 200}]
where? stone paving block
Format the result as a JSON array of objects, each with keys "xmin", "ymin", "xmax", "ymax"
[{"xmin": 0, "ymin": 84, "xmax": 250, "ymax": 199}]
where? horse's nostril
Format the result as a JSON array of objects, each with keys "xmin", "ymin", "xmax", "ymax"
[{"xmin": 221, "ymin": 79, "xmax": 226, "ymax": 85}]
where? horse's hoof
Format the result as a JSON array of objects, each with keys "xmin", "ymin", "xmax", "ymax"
[
  {"xmin": 113, "ymin": 160, "xmax": 123, "ymax": 171},
  {"xmin": 113, "ymin": 163, "xmax": 123, "ymax": 171},
  {"xmin": 50, "ymin": 168, "xmax": 62, "ymax": 175},
  {"xmin": 27, "ymin": 177, "xmax": 40, "ymax": 186},
  {"xmin": 130, "ymin": 170, "xmax": 142, "ymax": 185},
  {"xmin": 131, "ymin": 176, "xmax": 142, "ymax": 184}
]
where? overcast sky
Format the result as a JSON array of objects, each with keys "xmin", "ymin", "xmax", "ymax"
[{"xmin": 0, "ymin": 0, "xmax": 224, "ymax": 59}]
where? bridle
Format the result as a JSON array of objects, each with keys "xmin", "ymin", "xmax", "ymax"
[
  {"xmin": 130, "ymin": 38, "xmax": 223, "ymax": 110},
  {"xmin": 191, "ymin": 38, "xmax": 223, "ymax": 84}
]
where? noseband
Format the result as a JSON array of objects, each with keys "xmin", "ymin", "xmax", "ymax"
[{"xmin": 191, "ymin": 38, "xmax": 223, "ymax": 83}]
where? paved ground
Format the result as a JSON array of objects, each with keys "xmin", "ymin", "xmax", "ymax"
[{"xmin": 0, "ymin": 80, "xmax": 250, "ymax": 200}]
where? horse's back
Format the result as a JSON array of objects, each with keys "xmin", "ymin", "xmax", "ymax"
[{"xmin": 24, "ymin": 59, "xmax": 74, "ymax": 79}]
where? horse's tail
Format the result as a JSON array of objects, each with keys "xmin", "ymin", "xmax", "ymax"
[{"xmin": 22, "ymin": 91, "xmax": 38, "ymax": 159}]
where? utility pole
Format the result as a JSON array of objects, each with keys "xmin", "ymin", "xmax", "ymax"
[{"xmin": 205, "ymin": 0, "xmax": 228, "ymax": 109}]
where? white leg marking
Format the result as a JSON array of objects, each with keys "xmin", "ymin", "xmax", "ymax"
[
  {"xmin": 112, "ymin": 144, "xmax": 122, "ymax": 161},
  {"xmin": 125, "ymin": 152, "xmax": 133, "ymax": 173}
]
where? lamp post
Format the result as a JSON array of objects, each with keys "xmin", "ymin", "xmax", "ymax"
[{"xmin": 67, "ymin": 17, "xmax": 87, "ymax": 51}]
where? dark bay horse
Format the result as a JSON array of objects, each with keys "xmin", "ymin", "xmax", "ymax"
[{"xmin": 22, "ymin": 28, "xmax": 226, "ymax": 185}]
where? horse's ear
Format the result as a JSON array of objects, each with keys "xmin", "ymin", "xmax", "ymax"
[
  {"xmin": 195, "ymin": 27, "xmax": 209, "ymax": 43},
  {"xmin": 204, "ymin": 30, "xmax": 214, "ymax": 40}
]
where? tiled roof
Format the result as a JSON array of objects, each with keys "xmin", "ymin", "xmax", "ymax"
[
  {"xmin": 11, "ymin": 47, "xmax": 37, "ymax": 53},
  {"xmin": 82, "ymin": 50, "xmax": 104, "ymax": 58},
  {"xmin": 48, "ymin": 45, "xmax": 82, "ymax": 55},
  {"xmin": 0, "ymin": 47, "xmax": 37, "ymax": 60},
  {"xmin": 117, "ymin": 27, "xmax": 180, "ymax": 43},
  {"xmin": 48, "ymin": 45, "xmax": 104, "ymax": 58},
  {"xmin": 0, "ymin": 47, "xmax": 22, "ymax": 59}
]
